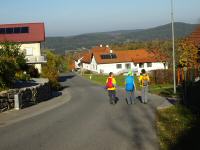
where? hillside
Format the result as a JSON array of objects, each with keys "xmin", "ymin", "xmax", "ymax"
[{"xmin": 42, "ymin": 22, "xmax": 198, "ymax": 54}]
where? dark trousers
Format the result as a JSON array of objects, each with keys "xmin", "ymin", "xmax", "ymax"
[{"xmin": 108, "ymin": 90, "xmax": 116, "ymax": 104}]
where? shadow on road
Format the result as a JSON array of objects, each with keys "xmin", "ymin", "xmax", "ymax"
[
  {"xmin": 106, "ymin": 97, "xmax": 159, "ymax": 149},
  {"xmin": 13, "ymin": 81, "xmax": 39, "ymax": 89},
  {"xmin": 59, "ymin": 74, "xmax": 75, "ymax": 82}
]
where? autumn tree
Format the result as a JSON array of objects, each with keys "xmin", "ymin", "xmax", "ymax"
[
  {"xmin": 42, "ymin": 50, "xmax": 62, "ymax": 90},
  {"xmin": 178, "ymin": 39, "xmax": 199, "ymax": 68}
]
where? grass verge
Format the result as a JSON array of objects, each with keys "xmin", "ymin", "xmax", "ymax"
[
  {"xmin": 82, "ymin": 74, "xmax": 176, "ymax": 97},
  {"xmin": 157, "ymin": 105, "xmax": 200, "ymax": 150}
]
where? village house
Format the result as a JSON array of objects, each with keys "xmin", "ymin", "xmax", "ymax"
[
  {"xmin": 0, "ymin": 22, "xmax": 46, "ymax": 73},
  {"xmin": 74, "ymin": 45, "xmax": 168, "ymax": 75}
]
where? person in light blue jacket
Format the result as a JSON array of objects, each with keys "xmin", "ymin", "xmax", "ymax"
[{"xmin": 125, "ymin": 71, "xmax": 136, "ymax": 105}]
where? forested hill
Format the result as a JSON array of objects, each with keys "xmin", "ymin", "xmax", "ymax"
[{"xmin": 42, "ymin": 22, "xmax": 197, "ymax": 54}]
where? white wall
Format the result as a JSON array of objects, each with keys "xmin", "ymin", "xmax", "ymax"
[
  {"xmin": 136, "ymin": 62, "xmax": 167, "ymax": 74},
  {"xmin": 80, "ymin": 56, "xmax": 168, "ymax": 75},
  {"xmin": 82, "ymin": 63, "xmax": 90, "ymax": 70},
  {"xmin": 97, "ymin": 62, "xmax": 136, "ymax": 74},
  {"xmin": 74, "ymin": 60, "xmax": 81, "ymax": 69},
  {"xmin": 89, "ymin": 56, "xmax": 98, "ymax": 72},
  {"xmin": 21, "ymin": 43, "xmax": 43, "ymax": 73},
  {"xmin": 20, "ymin": 43, "xmax": 41, "ymax": 56}
]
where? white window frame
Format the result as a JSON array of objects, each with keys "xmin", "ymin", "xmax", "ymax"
[
  {"xmin": 139, "ymin": 63, "xmax": 144, "ymax": 68},
  {"xmin": 116, "ymin": 64, "xmax": 122, "ymax": 69},
  {"xmin": 25, "ymin": 48, "xmax": 33, "ymax": 56},
  {"xmin": 147, "ymin": 62, "xmax": 152, "ymax": 68},
  {"xmin": 125, "ymin": 63, "xmax": 131, "ymax": 69}
]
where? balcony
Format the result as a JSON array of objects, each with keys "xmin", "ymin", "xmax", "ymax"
[{"xmin": 25, "ymin": 55, "xmax": 47, "ymax": 64}]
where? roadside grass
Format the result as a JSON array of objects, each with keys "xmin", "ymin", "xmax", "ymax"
[
  {"xmin": 82, "ymin": 74, "xmax": 125, "ymax": 87},
  {"xmin": 157, "ymin": 105, "xmax": 200, "ymax": 150},
  {"xmin": 149, "ymin": 84, "xmax": 177, "ymax": 97},
  {"xmin": 82, "ymin": 74, "xmax": 176, "ymax": 97}
]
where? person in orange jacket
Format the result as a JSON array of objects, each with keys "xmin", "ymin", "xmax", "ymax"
[{"xmin": 106, "ymin": 72, "xmax": 117, "ymax": 104}]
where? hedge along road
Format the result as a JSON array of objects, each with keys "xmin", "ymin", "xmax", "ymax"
[{"xmin": 0, "ymin": 72, "xmax": 165, "ymax": 150}]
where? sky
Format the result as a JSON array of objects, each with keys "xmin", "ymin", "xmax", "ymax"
[{"xmin": 0, "ymin": 0, "xmax": 200, "ymax": 36}]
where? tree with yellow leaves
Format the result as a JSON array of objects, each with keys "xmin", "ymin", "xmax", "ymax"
[{"xmin": 179, "ymin": 38, "xmax": 199, "ymax": 68}]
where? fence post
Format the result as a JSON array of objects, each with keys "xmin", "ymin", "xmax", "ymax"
[
  {"xmin": 14, "ymin": 94, "xmax": 20, "ymax": 110},
  {"xmin": 183, "ymin": 67, "xmax": 187, "ymax": 105}
]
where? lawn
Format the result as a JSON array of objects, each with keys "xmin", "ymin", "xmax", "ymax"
[
  {"xmin": 82, "ymin": 74, "xmax": 175, "ymax": 97},
  {"xmin": 83, "ymin": 74, "xmax": 128, "ymax": 87},
  {"xmin": 157, "ymin": 105, "xmax": 200, "ymax": 150}
]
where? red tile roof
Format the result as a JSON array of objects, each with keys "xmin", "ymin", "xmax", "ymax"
[
  {"xmin": 188, "ymin": 25, "xmax": 200, "ymax": 45},
  {"xmin": 73, "ymin": 51, "xmax": 91, "ymax": 63},
  {"xmin": 92, "ymin": 48, "xmax": 166, "ymax": 64},
  {"xmin": 76, "ymin": 46, "xmax": 166, "ymax": 64},
  {"xmin": 81, "ymin": 52, "xmax": 91, "ymax": 63},
  {"xmin": 0, "ymin": 22, "xmax": 45, "ymax": 43}
]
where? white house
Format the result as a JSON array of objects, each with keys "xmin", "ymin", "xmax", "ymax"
[
  {"xmin": 74, "ymin": 46, "xmax": 168, "ymax": 75},
  {"xmin": 0, "ymin": 22, "xmax": 46, "ymax": 73}
]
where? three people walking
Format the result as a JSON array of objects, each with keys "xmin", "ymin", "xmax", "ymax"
[{"xmin": 106, "ymin": 69, "xmax": 150, "ymax": 105}]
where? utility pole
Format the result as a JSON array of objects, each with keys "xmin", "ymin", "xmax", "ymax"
[{"xmin": 171, "ymin": 0, "xmax": 176, "ymax": 94}]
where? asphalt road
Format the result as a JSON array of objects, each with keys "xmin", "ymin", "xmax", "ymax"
[{"xmin": 0, "ymin": 73, "xmax": 165, "ymax": 150}]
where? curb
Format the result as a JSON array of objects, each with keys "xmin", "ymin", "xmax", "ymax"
[{"xmin": 0, "ymin": 88, "xmax": 71, "ymax": 127}]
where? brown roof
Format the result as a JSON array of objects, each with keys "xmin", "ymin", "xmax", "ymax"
[
  {"xmin": 91, "ymin": 46, "xmax": 110, "ymax": 53},
  {"xmin": 92, "ymin": 48, "xmax": 166, "ymax": 64},
  {"xmin": 0, "ymin": 22, "xmax": 45, "ymax": 43},
  {"xmin": 188, "ymin": 25, "xmax": 200, "ymax": 46},
  {"xmin": 74, "ymin": 46, "xmax": 166, "ymax": 64},
  {"xmin": 73, "ymin": 51, "xmax": 91, "ymax": 63},
  {"xmin": 81, "ymin": 52, "xmax": 91, "ymax": 63}
]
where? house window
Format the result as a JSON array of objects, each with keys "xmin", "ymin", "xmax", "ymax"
[
  {"xmin": 0, "ymin": 26, "xmax": 29, "ymax": 34},
  {"xmin": 147, "ymin": 62, "xmax": 152, "ymax": 67},
  {"xmin": 14, "ymin": 27, "xmax": 21, "ymax": 33},
  {"xmin": 25, "ymin": 48, "xmax": 33, "ymax": 56},
  {"xmin": 125, "ymin": 63, "xmax": 131, "ymax": 69},
  {"xmin": 116, "ymin": 64, "xmax": 122, "ymax": 69},
  {"xmin": 21, "ymin": 27, "xmax": 29, "ymax": 33},
  {"xmin": 139, "ymin": 63, "xmax": 144, "ymax": 68},
  {"xmin": 6, "ymin": 28, "xmax": 13, "ymax": 34},
  {"xmin": 163, "ymin": 62, "xmax": 168, "ymax": 69},
  {"xmin": 134, "ymin": 63, "xmax": 138, "ymax": 67},
  {"xmin": 101, "ymin": 53, "xmax": 117, "ymax": 59}
]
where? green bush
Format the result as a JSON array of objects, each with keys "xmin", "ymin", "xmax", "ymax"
[
  {"xmin": 42, "ymin": 50, "xmax": 63, "ymax": 90},
  {"xmin": 84, "ymin": 70, "xmax": 93, "ymax": 74},
  {"xmin": 149, "ymin": 69, "xmax": 173, "ymax": 84},
  {"xmin": 0, "ymin": 42, "xmax": 27, "ymax": 88},
  {"xmin": 15, "ymin": 71, "xmax": 31, "ymax": 81},
  {"xmin": 27, "ymin": 65, "xmax": 40, "ymax": 78},
  {"xmin": 49, "ymin": 80, "xmax": 62, "ymax": 91}
]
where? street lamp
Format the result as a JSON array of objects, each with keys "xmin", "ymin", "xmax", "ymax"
[{"xmin": 171, "ymin": 0, "xmax": 176, "ymax": 94}]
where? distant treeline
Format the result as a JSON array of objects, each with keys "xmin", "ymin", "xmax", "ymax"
[{"xmin": 42, "ymin": 22, "xmax": 197, "ymax": 54}]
